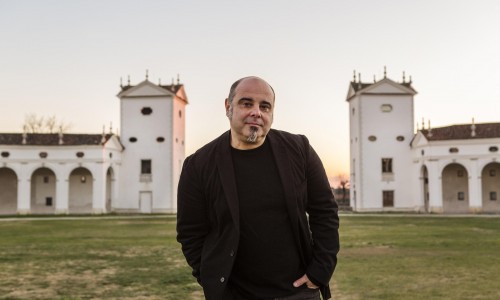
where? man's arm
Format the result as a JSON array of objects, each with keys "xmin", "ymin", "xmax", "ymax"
[
  {"xmin": 176, "ymin": 156, "xmax": 210, "ymax": 284},
  {"xmin": 303, "ymin": 142, "xmax": 340, "ymax": 288}
]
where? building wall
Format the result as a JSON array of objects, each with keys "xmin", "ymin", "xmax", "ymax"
[
  {"xmin": 119, "ymin": 95, "xmax": 174, "ymax": 213},
  {"xmin": 171, "ymin": 95, "xmax": 186, "ymax": 212},
  {"xmin": 355, "ymin": 93, "xmax": 415, "ymax": 211}
]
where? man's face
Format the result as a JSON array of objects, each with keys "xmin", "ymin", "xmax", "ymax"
[{"xmin": 225, "ymin": 77, "xmax": 274, "ymax": 149}]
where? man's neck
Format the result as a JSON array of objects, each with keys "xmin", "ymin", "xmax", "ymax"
[{"xmin": 230, "ymin": 131, "xmax": 266, "ymax": 150}]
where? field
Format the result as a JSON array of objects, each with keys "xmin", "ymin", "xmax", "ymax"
[{"xmin": 0, "ymin": 215, "xmax": 499, "ymax": 299}]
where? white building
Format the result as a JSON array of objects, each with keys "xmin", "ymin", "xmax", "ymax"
[
  {"xmin": 348, "ymin": 72, "xmax": 500, "ymax": 213},
  {"xmin": 0, "ymin": 77, "xmax": 187, "ymax": 215}
]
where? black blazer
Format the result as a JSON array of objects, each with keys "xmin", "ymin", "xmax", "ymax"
[{"xmin": 177, "ymin": 129, "xmax": 339, "ymax": 300}]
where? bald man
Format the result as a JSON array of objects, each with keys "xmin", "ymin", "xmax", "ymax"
[{"xmin": 177, "ymin": 76, "xmax": 339, "ymax": 300}]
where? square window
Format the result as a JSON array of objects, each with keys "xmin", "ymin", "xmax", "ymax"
[
  {"xmin": 458, "ymin": 192, "xmax": 465, "ymax": 201},
  {"xmin": 382, "ymin": 158, "xmax": 393, "ymax": 173},
  {"xmin": 383, "ymin": 191, "xmax": 394, "ymax": 207},
  {"xmin": 46, "ymin": 197, "xmax": 53, "ymax": 206},
  {"xmin": 490, "ymin": 192, "xmax": 497, "ymax": 201},
  {"xmin": 141, "ymin": 160, "xmax": 152, "ymax": 174}
]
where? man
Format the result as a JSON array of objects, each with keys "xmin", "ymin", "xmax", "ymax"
[{"xmin": 177, "ymin": 76, "xmax": 339, "ymax": 300}]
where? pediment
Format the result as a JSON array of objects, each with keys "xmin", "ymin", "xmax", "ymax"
[
  {"xmin": 410, "ymin": 131, "xmax": 429, "ymax": 148},
  {"xmin": 363, "ymin": 78, "xmax": 415, "ymax": 95},
  {"xmin": 346, "ymin": 85, "xmax": 356, "ymax": 101},
  {"xmin": 104, "ymin": 135, "xmax": 124, "ymax": 151},
  {"xmin": 118, "ymin": 80, "xmax": 175, "ymax": 98}
]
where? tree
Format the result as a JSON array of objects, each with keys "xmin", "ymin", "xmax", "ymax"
[
  {"xmin": 337, "ymin": 173, "xmax": 350, "ymax": 201},
  {"xmin": 23, "ymin": 113, "xmax": 72, "ymax": 133}
]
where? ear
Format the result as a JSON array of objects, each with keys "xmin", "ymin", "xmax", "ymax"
[{"xmin": 225, "ymin": 98, "xmax": 231, "ymax": 115}]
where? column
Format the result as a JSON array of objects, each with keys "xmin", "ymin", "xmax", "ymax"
[{"xmin": 468, "ymin": 159, "xmax": 482, "ymax": 213}]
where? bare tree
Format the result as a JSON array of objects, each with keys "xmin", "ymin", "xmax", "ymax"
[
  {"xmin": 45, "ymin": 115, "xmax": 57, "ymax": 133},
  {"xmin": 337, "ymin": 173, "xmax": 350, "ymax": 201},
  {"xmin": 23, "ymin": 113, "xmax": 72, "ymax": 133}
]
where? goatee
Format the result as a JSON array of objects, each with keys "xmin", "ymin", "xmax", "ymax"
[{"xmin": 247, "ymin": 126, "xmax": 258, "ymax": 143}]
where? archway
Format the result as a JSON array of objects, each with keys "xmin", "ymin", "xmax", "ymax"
[
  {"xmin": 421, "ymin": 165, "xmax": 429, "ymax": 213},
  {"xmin": 30, "ymin": 167, "xmax": 57, "ymax": 214},
  {"xmin": 0, "ymin": 167, "xmax": 18, "ymax": 215},
  {"xmin": 68, "ymin": 167, "xmax": 93, "ymax": 214},
  {"xmin": 106, "ymin": 167, "xmax": 114, "ymax": 213},
  {"xmin": 442, "ymin": 163, "xmax": 469, "ymax": 213},
  {"xmin": 481, "ymin": 162, "xmax": 500, "ymax": 213}
]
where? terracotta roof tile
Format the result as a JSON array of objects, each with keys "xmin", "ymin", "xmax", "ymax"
[
  {"xmin": 0, "ymin": 133, "xmax": 114, "ymax": 146},
  {"xmin": 420, "ymin": 123, "xmax": 500, "ymax": 141}
]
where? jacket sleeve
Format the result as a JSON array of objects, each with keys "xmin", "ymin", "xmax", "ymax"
[
  {"xmin": 303, "ymin": 139, "xmax": 340, "ymax": 289},
  {"xmin": 176, "ymin": 156, "xmax": 209, "ymax": 284}
]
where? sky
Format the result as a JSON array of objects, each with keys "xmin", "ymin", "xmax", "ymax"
[{"xmin": 1, "ymin": 0, "xmax": 500, "ymax": 186}]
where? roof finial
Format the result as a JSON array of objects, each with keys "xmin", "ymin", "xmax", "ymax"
[
  {"xmin": 158, "ymin": 78, "xmax": 162, "ymax": 85},
  {"xmin": 109, "ymin": 122, "xmax": 113, "ymax": 134},
  {"xmin": 146, "ymin": 69, "xmax": 149, "ymax": 80},
  {"xmin": 422, "ymin": 118, "xmax": 425, "ymax": 130},
  {"xmin": 402, "ymin": 71, "xmax": 406, "ymax": 83},
  {"xmin": 427, "ymin": 120, "xmax": 433, "ymax": 137},
  {"xmin": 177, "ymin": 74, "xmax": 180, "ymax": 85},
  {"xmin": 58, "ymin": 126, "xmax": 64, "ymax": 145},
  {"xmin": 373, "ymin": 75, "xmax": 376, "ymax": 83},
  {"xmin": 120, "ymin": 77, "xmax": 123, "ymax": 88},
  {"xmin": 22, "ymin": 126, "xmax": 27, "ymax": 145},
  {"xmin": 101, "ymin": 125, "xmax": 106, "ymax": 144},
  {"xmin": 471, "ymin": 118, "xmax": 476, "ymax": 137},
  {"xmin": 384, "ymin": 66, "xmax": 387, "ymax": 78},
  {"xmin": 127, "ymin": 75, "xmax": 131, "ymax": 86},
  {"xmin": 409, "ymin": 75, "xmax": 412, "ymax": 84},
  {"xmin": 357, "ymin": 73, "xmax": 362, "ymax": 89},
  {"xmin": 353, "ymin": 70, "xmax": 356, "ymax": 82},
  {"xmin": 171, "ymin": 77, "xmax": 174, "ymax": 85}
]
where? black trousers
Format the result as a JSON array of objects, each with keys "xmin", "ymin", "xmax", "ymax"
[{"xmin": 223, "ymin": 285, "xmax": 320, "ymax": 300}]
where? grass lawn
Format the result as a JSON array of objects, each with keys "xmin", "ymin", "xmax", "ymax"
[{"xmin": 0, "ymin": 215, "xmax": 499, "ymax": 299}]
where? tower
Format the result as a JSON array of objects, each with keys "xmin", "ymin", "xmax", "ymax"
[
  {"xmin": 116, "ymin": 74, "xmax": 188, "ymax": 213},
  {"xmin": 347, "ymin": 70, "xmax": 417, "ymax": 211}
]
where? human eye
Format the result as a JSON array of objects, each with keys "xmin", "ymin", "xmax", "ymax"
[
  {"xmin": 240, "ymin": 100, "xmax": 253, "ymax": 108},
  {"xmin": 260, "ymin": 104, "xmax": 271, "ymax": 112}
]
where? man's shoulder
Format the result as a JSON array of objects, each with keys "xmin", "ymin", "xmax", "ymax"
[
  {"xmin": 269, "ymin": 129, "xmax": 309, "ymax": 148},
  {"xmin": 186, "ymin": 131, "xmax": 229, "ymax": 162}
]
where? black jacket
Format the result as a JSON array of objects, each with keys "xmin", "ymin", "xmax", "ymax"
[{"xmin": 177, "ymin": 129, "xmax": 340, "ymax": 299}]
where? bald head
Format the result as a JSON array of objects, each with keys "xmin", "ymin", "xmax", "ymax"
[{"xmin": 227, "ymin": 76, "xmax": 275, "ymax": 105}]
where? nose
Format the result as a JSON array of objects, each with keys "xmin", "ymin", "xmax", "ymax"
[{"xmin": 250, "ymin": 107, "xmax": 261, "ymax": 118}]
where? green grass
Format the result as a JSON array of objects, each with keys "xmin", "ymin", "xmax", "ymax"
[{"xmin": 0, "ymin": 215, "xmax": 499, "ymax": 299}]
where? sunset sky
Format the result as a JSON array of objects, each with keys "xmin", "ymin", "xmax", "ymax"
[{"xmin": 1, "ymin": 0, "xmax": 499, "ymax": 185}]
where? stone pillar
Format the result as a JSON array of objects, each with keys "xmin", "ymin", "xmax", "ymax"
[
  {"xmin": 17, "ymin": 176, "xmax": 31, "ymax": 215},
  {"xmin": 468, "ymin": 159, "xmax": 482, "ymax": 213},
  {"xmin": 427, "ymin": 160, "xmax": 443, "ymax": 213},
  {"xmin": 92, "ymin": 165, "xmax": 106, "ymax": 214},
  {"xmin": 55, "ymin": 176, "xmax": 69, "ymax": 214}
]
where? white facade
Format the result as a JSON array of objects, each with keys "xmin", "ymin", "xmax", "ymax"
[
  {"xmin": 348, "ymin": 74, "xmax": 500, "ymax": 213},
  {"xmin": 0, "ymin": 78, "xmax": 187, "ymax": 215}
]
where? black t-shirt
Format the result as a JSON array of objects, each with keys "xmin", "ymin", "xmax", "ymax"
[{"xmin": 229, "ymin": 139, "xmax": 305, "ymax": 299}]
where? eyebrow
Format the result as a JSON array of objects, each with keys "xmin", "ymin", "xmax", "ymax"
[{"xmin": 237, "ymin": 98, "xmax": 273, "ymax": 106}]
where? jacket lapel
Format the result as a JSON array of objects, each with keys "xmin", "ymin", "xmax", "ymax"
[
  {"xmin": 215, "ymin": 131, "xmax": 240, "ymax": 231},
  {"xmin": 267, "ymin": 131, "xmax": 300, "ymax": 235}
]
